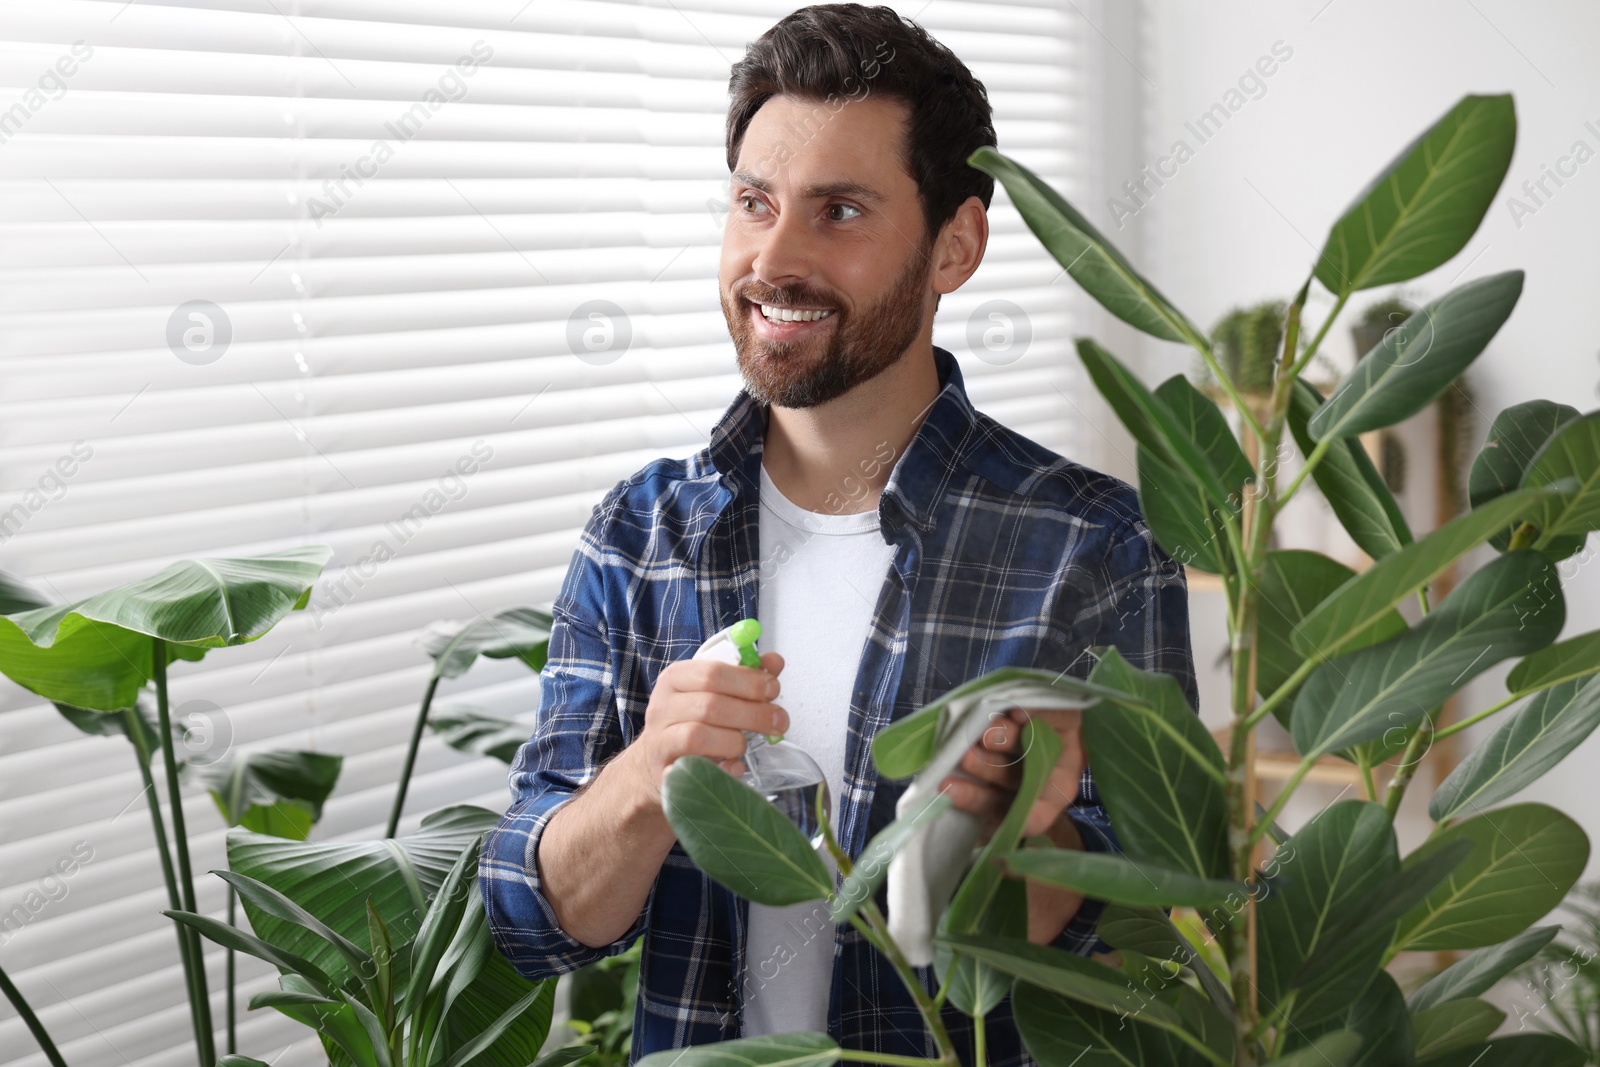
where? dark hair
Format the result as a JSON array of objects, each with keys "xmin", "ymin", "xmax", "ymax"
[{"xmin": 725, "ymin": 3, "xmax": 997, "ymax": 247}]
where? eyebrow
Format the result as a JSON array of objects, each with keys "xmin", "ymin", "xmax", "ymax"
[{"xmin": 730, "ymin": 170, "xmax": 886, "ymax": 205}]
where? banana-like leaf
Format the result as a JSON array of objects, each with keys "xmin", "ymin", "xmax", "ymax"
[
  {"xmin": 1523, "ymin": 409, "xmax": 1600, "ymax": 546},
  {"xmin": 1470, "ymin": 399, "xmax": 1585, "ymax": 557},
  {"xmin": 215, "ymin": 870, "xmax": 373, "ymax": 978},
  {"xmin": 428, "ymin": 704, "xmax": 530, "ymax": 764},
  {"xmin": 1255, "ymin": 551, "xmax": 1407, "ymax": 718},
  {"xmin": 0, "ymin": 546, "xmax": 331, "ymax": 711},
  {"xmin": 968, "ymin": 147, "xmax": 1202, "ymax": 343},
  {"xmin": 1395, "ymin": 803, "xmax": 1589, "ymax": 952},
  {"xmin": 228, "ymin": 803, "xmax": 499, "ymax": 980},
  {"xmin": 1508, "ymin": 629, "xmax": 1600, "ymax": 695},
  {"xmin": 1314, "ymin": 94, "xmax": 1515, "ymax": 294},
  {"xmin": 999, "ymin": 849, "xmax": 1242, "ymax": 908},
  {"xmin": 1410, "ymin": 998, "xmax": 1504, "ymax": 1060},
  {"xmin": 660, "ymin": 755, "xmax": 832, "ymax": 906},
  {"xmin": 1077, "ymin": 338, "xmax": 1234, "ymax": 511},
  {"xmin": 404, "ymin": 834, "xmax": 483, "ymax": 1021},
  {"xmin": 419, "ymin": 606, "xmax": 553, "ymax": 680},
  {"xmin": 1280, "ymin": 971, "xmax": 1410, "ymax": 1067},
  {"xmin": 1012, "ymin": 980, "xmax": 1218, "ymax": 1067},
  {"xmin": 1310, "ymin": 272, "xmax": 1523, "ymax": 441},
  {"xmin": 1291, "ymin": 551, "xmax": 1564, "ymax": 760},
  {"xmin": 164, "ymin": 907, "xmax": 338, "ymax": 995},
  {"xmin": 1431, "ymin": 674, "xmax": 1600, "ymax": 821},
  {"xmin": 1287, "ymin": 381, "xmax": 1414, "ymax": 561},
  {"xmin": 1291, "ymin": 484, "xmax": 1566, "ymax": 660},
  {"xmin": 1083, "ymin": 648, "xmax": 1228, "ymax": 879},
  {"xmin": 1411, "ymin": 1034, "xmax": 1587, "ymax": 1066},
  {"xmin": 635, "ymin": 1033, "xmax": 840, "ymax": 1067},
  {"xmin": 0, "ymin": 568, "xmax": 51, "ymax": 614},
  {"xmin": 1405, "ymin": 925, "xmax": 1560, "ymax": 1012},
  {"xmin": 871, "ymin": 667, "xmax": 1110, "ymax": 779},
  {"xmin": 1258, "ymin": 801, "xmax": 1398, "ymax": 1029},
  {"xmin": 53, "ymin": 698, "xmax": 172, "ymax": 759},
  {"xmin": 262, "ymin": 974, "xmax": 380, "ymax": 1067},
  {"xmin": 192, "ymin": 750, "xmax": 343, "ymax": 840}
]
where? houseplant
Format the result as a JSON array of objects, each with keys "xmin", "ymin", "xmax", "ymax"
[{"xmin": 643, "ymin": 92, "xmax": 1600, "ymax": 1067}]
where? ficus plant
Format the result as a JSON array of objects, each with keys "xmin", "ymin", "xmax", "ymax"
[{"xmin": 643, "ymin": 93, "xmax": 1600, "ymax": 1067}]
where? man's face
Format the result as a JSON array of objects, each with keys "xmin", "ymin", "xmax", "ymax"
[{"xmin": 719, "ymin": 93, "xmax": 934, "ymax": 409}]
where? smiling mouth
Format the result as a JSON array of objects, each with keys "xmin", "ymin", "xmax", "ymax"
[{"xmin": 747, "ymin": 298, "xmax": 837, "ymax": 325}]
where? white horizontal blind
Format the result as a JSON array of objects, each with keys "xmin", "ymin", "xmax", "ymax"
[{"xmin": 0, "ymin": 3, "xmax": 1087, "ymax": 1066}]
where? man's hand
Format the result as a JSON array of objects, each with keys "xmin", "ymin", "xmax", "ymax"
[
  {"xmin": 625, "ymin": 650, "xmax": 788, "ymax": 803},
  {"xmin": 937, "ymin": 706, "xmax": 1087, "ymax": 841},
  {"xmin": 937, "ymin": 706, "xmax": 1090, "ymax": 944}
]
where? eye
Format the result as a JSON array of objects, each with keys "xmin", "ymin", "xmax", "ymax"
[
  {"xmin": 739, "ymin": 194, "xmax": 769, "ymax": 215},
  {"xmin": 827, "ymin": 203, "xmax": 862, "ymax": 221}
]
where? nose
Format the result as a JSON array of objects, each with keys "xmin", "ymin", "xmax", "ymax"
[{"xmin": 750, "ymin": 203, "xmax": 815, "ymax": 290}]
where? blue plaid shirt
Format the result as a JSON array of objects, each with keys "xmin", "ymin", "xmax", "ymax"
[{"xmin": 481, "ymin": 345, "xmax": 1198, "ymax": 1067}]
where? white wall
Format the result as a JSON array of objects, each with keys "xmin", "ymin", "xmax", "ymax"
[{"xmin": 1105, "ymin": 0, "xmax": 1600, "ymax": 865}]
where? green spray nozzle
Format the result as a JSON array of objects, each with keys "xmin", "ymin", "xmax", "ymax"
[{"xmin": 726, "ymin": 618, "xmax": 781, "ymax": 743}]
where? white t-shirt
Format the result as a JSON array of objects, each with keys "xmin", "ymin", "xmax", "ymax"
[{"xmin": 739, "ymin": 462, "xmax": 898, "ymax": 1038}]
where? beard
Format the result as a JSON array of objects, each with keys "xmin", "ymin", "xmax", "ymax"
[{"xmin": 720, "ymin": 240, "xmax": 933, "ymax": 409}]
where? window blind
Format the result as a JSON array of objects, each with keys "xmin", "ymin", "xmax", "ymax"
[{"xmin": 0, "ymin": 3, "xmax": 1089, "ymax": 1066}]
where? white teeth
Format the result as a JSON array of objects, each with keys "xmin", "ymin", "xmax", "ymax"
[{"xmin": 759, "ymin": 304, "xmax": 833, "ymax": 323}]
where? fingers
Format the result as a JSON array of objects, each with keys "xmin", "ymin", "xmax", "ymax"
[
  {"xmin": 665, "ymin": 658, "xmax": 781, "ymax": 702},
  {"xmin": 760, "ymin": 650, "xmax": 785, "ymax": 677}
]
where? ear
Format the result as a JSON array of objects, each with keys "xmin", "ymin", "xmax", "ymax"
[{"xmin": 930, "ymin": 195, "xmax": 989, "ymax": 296}]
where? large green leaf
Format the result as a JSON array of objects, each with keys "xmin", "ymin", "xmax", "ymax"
[
  {"xmin": 429, "ymin": 704, "xmax": 529, "ymax": 764},
  {"xmin": 0, "ymin": 546, "xmax": 331, "ymax": 711},
  {"xmin": 228, "ymin": 803, "xmax": 499, "ymax": 978},
  {"xmin": 1309, "ymin": 272, "xmax": 1523, "ymax": 440},
  {"xmin": 1097, "ymin": 904, "xmax": 1233, "ymax": 1015},
  {"xmin": 969, "ymin": 146, "xmax": 1201, "ymax": 343},
  {"xmin": 1138, "ymin": 446, "xmax": 1233, "ymax": 574},
  {"xmin": 999, "ymin": 848, "xmax": 1242, "ymax": 908},
  {"xmin": 1291, "ymin": 551, "xmax": 1563, "ymax": 760},
  {"xmin": 1282, "ymin": 971, "xmax": 1411, "ymax": 1067},
  {"xmin": 1507, "ymin": 629, "xmax": 1600, "ymax": 695},
  {"xmin": 1135, "ymin": 376, "xmax": 1252, "ymax": 574},
  {"xmin": 1077, "ymin": 338, "xmax": 1233, "ymax": 511},
  {"xmin": 1410, "ymin": 998, "xmax": 1504, "ymax": 1060},
  {"xmin": 54, "ymin": 698, "xmax": 171, "ymax": 759},
  {"xmin": 660, "ymin": 755, "xmax": 831, "ymax": 906},
  {"xmin": 1083, "ymin": 648, "xmax": 1228, "ymax": 879},
  {"xmin": 1255, "ymin": 551, "xmax": 1407, "ymax": 715},
  {"xmin": 1287, "ymin": 380, "xmax": 1414, "ymax": 561},
  {"xmin": 635, "ymin": 1033, "xmax": 840, "ymax": 1067},
  {"xmin": 1011, "ymin": 975, "xmax": 1210, "ymax": 1066},
  {"xmin": 937, "ymin": 875, "xmax": 1027, "ymax": 1018},
  {"xmin": 1259, "ymin": 801, "xmax": 1398, "ymax": 1029},
  {"xmin": 1291, "ymin": 485, "xmax": 1566, "ymax": 660},
  {"xmin": 1265, "ymin": 1031, "xmax": 1364, "ymax": 1066},
  {"xmin": 1411, "ymin": 1034, "xmax": 1587, "ymax": 1066},
  {"xmin": 1314, "ymin": 94, "xmax": 1515, "ymax": 294},
  {"xmin": 0, "ymin": 568, "xmax": 51, "ymax": 614},
  {"xmin": 1394, "ymin": 803, "xmax": 1589, "ymax": 951},
  {"xmin": 1523, "ymin": 409, "xmax": 1600, "ymax": 546},
  {"xmin": 420, "ymin": 606, "xmax": 553, "ymax": 679},
  {"xmin": 1469, "ymin": 399, "xmax": 1584, "ymax": 557},
  {"xmin": 940, "ymin": 934, "xmax": 1182, "ymax": 1027},
  {"xmin": 192, "ymin": 750, "xmax": 343, "ymax": 840},
  {"xmin": 1431, "ymin": 674, "xmax": 1600, "ymax": 821},
  {"xmin": 871, "ymin": 667, "xmax": 1111, "ymax": 779},
  {"xmin": 1405, "ymin": 924, "xmax": 1560, "ymax": 1012}
]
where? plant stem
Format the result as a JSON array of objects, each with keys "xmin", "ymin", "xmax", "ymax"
[
  {"xmin": 852, "ymin": 902, "xmax": 958, "ymax": 1066},
  {"xmin": 1277, "ymin": 435, "xmax": 1333, "ymax": 507},
  {"xmin": 1286, "ymin": 291, "xmax": 1349, "ymax": 382},
  {"xmin": 154, "ymin": 638, "xmax": 216, "ymax": 1067},
  {"xmin": 1382, "ymin": 712, "xmax": 1439, "ymax": 819},
  {"xmin": 226, "ymin": 887, "xmax": 237, "ymax": 1055},
  {"xmin": 125, "ymin": 706, "xmax": 208, "ymax": 1063},
  {"xmin": 0, "ymin": 961, "xmax": 70, "ymax": 1067},
  {"xmin": 1250, "ymin": 758, "xmax": 1314, "ymax": 852},
  {"xmin": 1242, "ymin": 657, "xmax": 1321, "ymax": 730},
  {"xmin": 838, "ymin": 1053, "xmax": 948, "ymax": 1067},
  {"xmin": 973, "ymin": 1010, "xmax": 986, "ymax": 1067},
  {"xmin": 1432, "ymin": 692, "xmax": 1522, "ymax": 741},
  {"xmin": 387, "ymin": 674, "xmax": 441, "ymax": 838}
]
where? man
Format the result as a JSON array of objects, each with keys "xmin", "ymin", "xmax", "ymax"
[{"xmin": 480, "ymin": 5, "xmax": 1197, "ymax": 1065}]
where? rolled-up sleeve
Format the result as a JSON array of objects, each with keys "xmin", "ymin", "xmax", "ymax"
[
  {"xmin": 1052, "ymin": 514, "xmax": 1198, "ymax": 956},
  {"xmin": 479, "ymin": 499, "xmax": 646, "ymax": 980}
]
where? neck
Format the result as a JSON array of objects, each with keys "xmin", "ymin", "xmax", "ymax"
[{"xmin": 760, "ymin": 341, "xmax": 943, "ymax": 514}]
